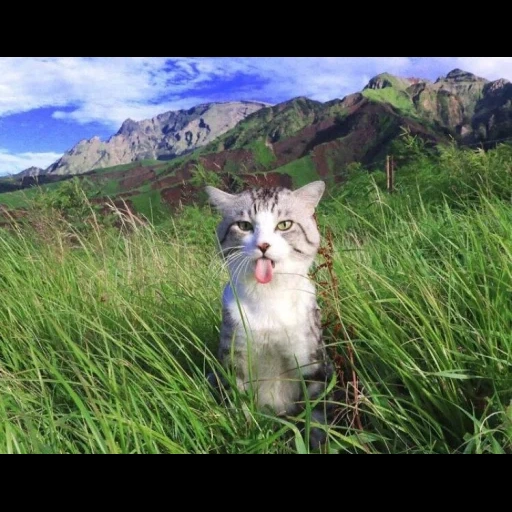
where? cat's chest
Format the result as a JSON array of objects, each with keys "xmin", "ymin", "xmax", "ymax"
[{"xmin": 223, "ymin": 283, "xmax": 315, "ymax": 340}]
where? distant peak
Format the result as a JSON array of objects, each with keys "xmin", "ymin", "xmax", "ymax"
[
  {"xmin": 282, "ymin": 96, "xmax": 322, "ymax": 106},
  {"xmin": 442, "ymin": 68, "xmax": 487, "ymax": 83},
  {"xmin": 363, "ymin": 73, "xmax": 416, "ymax": 91},
  {"xmin": 484, "ymin": 77, "xmax": 512, "ymax": 95},
  {"xmin": 117, "ymin": 118, "xmax": 139, "ymax": 136},
  {"xmin": 118, "ymin": 102, "xmax": 270, "ymax": 133},
  {"xmin": 209, "ymin": 100, "xmax": 270, "ymax": 106},
  {"xmin": 15, "ymin": 166, "xmax": 44, "ymax": 178},
  {"xmin": 338, "ymin": 92, "xmax": 364, "ymax": 108},
  {"xmin": 446, "ymin": 68, "xmax": 470, "ymax": 78},
  {"xmin": 364, "ymin": 73, "xmax": 394, "ymax": 89},
  {"xmin": 241, "ymin": 100, "xmax": 273, "ymax": 107},
  {"xmin": 182, "ymin": 100, "xmax": 270, "ymax": 111}
]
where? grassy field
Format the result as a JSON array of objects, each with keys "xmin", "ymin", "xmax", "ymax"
[{"xmin": 0, "ymin": 141, "xmax": 511, "ymax": 453}]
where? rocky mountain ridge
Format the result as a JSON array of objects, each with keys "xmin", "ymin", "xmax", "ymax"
[
  {"xmin": 17, "ymin": 101, "xmax": 268, "ymax": 177},
  {"xmin": 363, "ymin": 68, "xmax": 512, "ymax": 141},
  {"xmin": 13, "ymin": 68, "xmax": 512, "ymax": 182}
]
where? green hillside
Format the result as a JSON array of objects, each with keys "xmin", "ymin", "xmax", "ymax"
[
  {"xmin": 2, "ymin": 68, "xmax": 512, "ymax": 219},
  {"xmin": 0, "ymin": 140, "xmax": 510, "ymax": 453}
]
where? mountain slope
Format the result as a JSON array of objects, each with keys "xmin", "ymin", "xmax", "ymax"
[
  {"xmin": 4, "ymin": 67, "xmax": 512, "ymax": 218},
  {"xmin": 472, "ymin": 78, "xmax": 512, "ymax": 141},
  {"xmin": 192, "ymin": 94, "xmax": 445, "ymax": 183},
  {"xmin": 43, "ymin": 101, "xmax": 267, "ymax": 176},
  {"xmin": 362, "ymin": 68, "xmax": 512, "ymax": 143},
  {"xmin": 15, "ymin": 166, "xmax": 44, "ymax": 178}
]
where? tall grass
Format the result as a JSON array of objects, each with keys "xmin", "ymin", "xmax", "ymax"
[
  {"xmin": 321, "ymin": 194, "xmax": 511, "ymax": 453},
  {"xmin": 0, "ymin": 211, "xmax": 279, "ymax": 453},
  {"xmin": 0, "ymin": 143, "xmax": 511, "ymax": 453}
]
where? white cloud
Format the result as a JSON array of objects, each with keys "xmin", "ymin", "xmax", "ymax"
[
  {"xmin": 392, "ymin": 57, "xmax": 512, "ymax": 83},
  {"xmin": 0, "ymin": 57, "xmax": 204, "ymax": 126},
  {"xmin": 450, "ymin": 57, "xmax": 512, "ymax": 80},
  {"xmin": 198, "ymin": 57, "xmax": 417, "ymax": 103},
  {"xmin": 0, "ymin": 148, "xmax": 62, "ymax": 176},
  {"xmin": 0, "ymin": 57, "xmax": 425, "ymax": 131},
  {"xmin": 3, "ymin": 56, "xmax": 512, "ymax": 175},
  {"xmin": 51, "ymin": 95, "xmax": 210, "ymax": 128},
  {"xmin": 1, "ymin": 57, "xmax": 512, "ymax": 135}
]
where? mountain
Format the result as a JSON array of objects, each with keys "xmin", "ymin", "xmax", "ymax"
[
  {"xmin": 5, "ymin": 68, "xmax": 512, "ymax": 218},
  {"xmin": 362, "ymin": 68, "xmax": 512, "ymax": 142},
  {"xmin": 15, "ymin": 69, "xmax": 512, "ymax": 180},
  {"xmin": 158, "ymin": 93, "xmax": 446, "ymax": 192},
  {"xmin": 472, "ymin": 77, "xmax": 512, "ymax": 141},
  {"xmin": 15, "ymin": 166, "xmax": 44, "ymax": 178},
  {"xmin": 42, "ymin": 101, "xmax": 267, "ymax": 176},
  {"xmin": 127, "ymin": 68, "xmax": 512, "ymax": 209}
]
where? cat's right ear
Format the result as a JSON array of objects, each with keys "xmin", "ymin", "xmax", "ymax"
[{"xmin": 205, "ymin": 186, "xmax": 236, "ymax": 212}]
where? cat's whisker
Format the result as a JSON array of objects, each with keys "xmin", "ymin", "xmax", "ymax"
[
  {"xmin": 208, "ymin": 249, "xmax": 246, "ymax": 276},
  {"xmin": 224, "ymin": 251, "xmax": 245, "ymax": 265},
  {"xmin": 227, "ymin": 254, "xmax": 241, "ymax": 277},
  {"xmin": 222, "ymin": 254, "xmax": 247, "ymax": 276},
  {"xmin": 233, "ymin": 255, "xmax": 253, "ymax": 285},
  {"xmin": 239, "ymin": 258, "xmax": 251, "ymax": 283},
  {"xmin": 215, "ymin": 246, "xmax": 245, "ymax": 259},
  {"xmin": 216, "ymin": 251, "xmax": 245, "ymax": 271},
  {"xmin": 207, "ymin": 258, "xmax": 229, "ymax": 275},
  {"xmin": 231, "ymin": 255, "xmax": 249, "ymax": 285}
]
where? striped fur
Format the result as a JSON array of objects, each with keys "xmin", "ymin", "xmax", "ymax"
[{"xmin": 206, "ymin": 181, "xmax": 334, "ymax": 448}]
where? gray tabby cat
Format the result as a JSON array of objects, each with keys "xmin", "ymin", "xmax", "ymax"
[{"xmin": 206, "ymin": 181, "xmax": 334, "ymax": 449}]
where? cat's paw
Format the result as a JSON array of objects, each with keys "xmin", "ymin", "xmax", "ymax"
[
  {"xmin": 206, "ymin": 371, "xmax": 220, "ymax": 389},
  {"xmin": 308, "ymin": 425, "xmax": 329, "ymax": 452},
  {"xmin": 306, "ymin": 407, "xmax": 332, "ymax": 452}
]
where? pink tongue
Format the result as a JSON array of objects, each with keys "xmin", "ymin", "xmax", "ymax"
[{"xmin": 255, "ymin": 258, "xmax": 273, "ymax": 284}]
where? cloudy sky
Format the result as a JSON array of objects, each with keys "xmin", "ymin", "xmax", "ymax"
[{"xmin": 1, "ymin": 57, "xmax": 511, "ymax": 175}]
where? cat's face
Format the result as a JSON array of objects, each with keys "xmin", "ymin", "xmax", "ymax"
[{"xmin": 206, "ymin": 181, "xmax": 325, "ymax": 285}]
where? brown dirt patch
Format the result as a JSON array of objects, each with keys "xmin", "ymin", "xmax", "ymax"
[
  {"xmin": 151, "ymin": 165, "xmax": 194, "ymax": 191},
  {"xmin": 272, "ymin": 118, "xmax": 339, "ymax": 167},
  {"xmin": 160, "ymin": 183, "xmax": 202, "ymax": 211},
  {"xmin": 241, "ymin": 172, "xmax": 293, "ymax": 189},
  {"xmin": 199, "ymin": 149, "xmax": 256, "ymax": 173},
  {"xmin": 119, "ymin": 167, "xmax": 157, "ymax": 190}
]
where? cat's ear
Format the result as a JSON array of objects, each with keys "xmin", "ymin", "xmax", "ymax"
[
  {"xmin": 205, "ymin": 186, "xmax": 236, "ymax": 212},
  {"xmin": 293, "ymin": 181, "xmax": 325, "ymax": 210}
]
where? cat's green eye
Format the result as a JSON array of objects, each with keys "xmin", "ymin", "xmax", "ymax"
[
  {"xmin": 236, "ymin": 221, "xmax": 253, "ymax": 232},
  {"xmin": 276, "ymin": 220, "xmax": 293, "ymax": 231}
]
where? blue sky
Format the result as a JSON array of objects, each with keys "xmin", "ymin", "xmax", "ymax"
[{"xmin": 1, "ymin": 57, "xmax": 511, "ymax": 175}]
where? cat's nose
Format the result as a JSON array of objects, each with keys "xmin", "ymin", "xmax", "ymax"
[{"xmin": 258, "ymin": 243, "xmax": 270, "ymax": 254}]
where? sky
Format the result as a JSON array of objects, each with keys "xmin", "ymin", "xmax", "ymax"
[{"xmin": 1, "ymin": 56, "xmax": 512, "ymax": 176}]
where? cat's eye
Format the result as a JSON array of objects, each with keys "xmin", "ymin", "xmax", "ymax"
[
  {"xmin": 276, "ymin": 220, "xmax": 293, "ymax": 231},
  {"xmin": 236, "ymin": 221, "xmax": 253, "ymax": 232}
]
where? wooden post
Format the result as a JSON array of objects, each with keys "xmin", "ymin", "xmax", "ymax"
[
  {"xmin": 390, "ymin": 155, "xmax": 394, "ymax": 193},
  {"xmin": 386, "ymin": 155, "xmax": 391, "ymax": 192},
  {"xmin": 386, "ymin": 155, "xmax": 395, "ymax": 193}
]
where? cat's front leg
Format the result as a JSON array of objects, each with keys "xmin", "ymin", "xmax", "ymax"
[
  {"xmin": 206, "ymin": 307, "xmax": 237, "ymax": 402},
  {"xmin": 300, "ymin": 354, "xmax": 335, "ymax": 450}
]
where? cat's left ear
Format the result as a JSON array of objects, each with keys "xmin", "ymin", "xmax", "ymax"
[
  {"xmin": 205, "ymin": 186, "xmax": 236, "ymax": 212},
  {"xmin": 293, "ymin": 181, "xmax": 325, "ymax": 210}
]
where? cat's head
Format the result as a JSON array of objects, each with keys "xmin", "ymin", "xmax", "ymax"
[{"xmin": 206, "ymin": 181, "xmax": 325, "ymax": 285}]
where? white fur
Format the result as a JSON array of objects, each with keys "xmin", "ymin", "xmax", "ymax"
[{"xmin": 223, "ymin": 211, "xmax": 320, "ymax": 415}]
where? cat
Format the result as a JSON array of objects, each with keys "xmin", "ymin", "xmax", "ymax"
[{"xmin": 206, "ymin": 180, "xmax": 334, "ymax": 449}]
